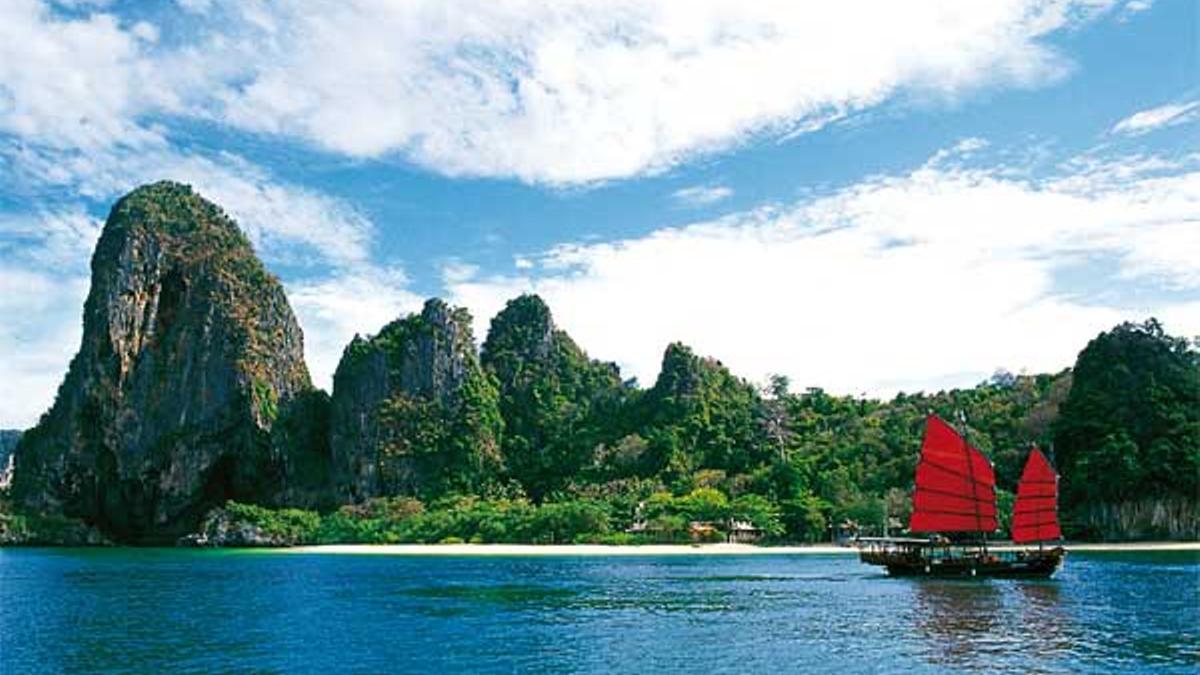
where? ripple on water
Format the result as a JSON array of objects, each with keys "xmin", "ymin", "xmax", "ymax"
[{"xmin": 0, "ymin": 549, "xmax": 1196, "ymax": 674}]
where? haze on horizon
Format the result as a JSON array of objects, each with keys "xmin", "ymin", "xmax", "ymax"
[{"xmin": 1, "ymin": 0, "xmax": 1198, "ymax": 428}]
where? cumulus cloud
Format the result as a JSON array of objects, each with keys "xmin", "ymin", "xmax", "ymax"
[
  {"xmin": 1111, "ymin": 101, "xmax": 1199, "ymax": 135},
  {"xmin": 0, "ymin": 209, "xmax": 97, "ymax": 427},
  {"xmin": 2, "ymin": 0, "xmax": 1127, "ymax": 185},
  {"xmin": 197, "ymin": 0, "xmax": 1114, "ymax": 184},
  {"xmin": 446, "ymin": 147, "xmax": 1200, "ymax": 396},
  {"xmin": 9, "ymin": 141, "xmax": 375, "ymax": 270},
  {"xmin": 286, "ymin": 269, "xmax": 425, "ymax": 392}
]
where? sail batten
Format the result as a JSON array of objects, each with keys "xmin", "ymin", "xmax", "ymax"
[
  {"xmin": 908, "ymin": 415, "xmax": 997, "ymax": 534},
  {"xmin": 1011, "ymin": 447, "xmax": 1061, "ymax": 544}
]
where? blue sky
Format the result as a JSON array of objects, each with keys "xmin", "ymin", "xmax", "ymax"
[{"xmin": 1, "ymin": 0, "xmax": 1198, "ymax": 427}]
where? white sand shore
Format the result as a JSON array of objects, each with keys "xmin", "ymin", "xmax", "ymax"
[
  {"xmin": 1060, "ymin": 541, "xmax": 1200, "ymax": 552},
  {"xmin": 281, "ymin": 543, "xmax": 853, "ymax": 556},
  {"xmin": 276, "ymin": 541, "xmax": 1199, "ymax": 556}
]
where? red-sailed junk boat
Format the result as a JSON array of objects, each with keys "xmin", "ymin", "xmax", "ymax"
[{"xmin": 858, "ymin": 414, "xmax": 1065, "ymax": 578}]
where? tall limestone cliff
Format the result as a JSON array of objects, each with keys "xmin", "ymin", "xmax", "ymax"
[
  {"xmin": 481, "ymin": 294, "xmax": 627, "ymax": 500},
  {"xmin": 11, "ymin": 182, "xmax": 318, "ymax": 542},
  {"xmin": 330, "ymin": 299, "xmax": 503, "ymax": 501}
]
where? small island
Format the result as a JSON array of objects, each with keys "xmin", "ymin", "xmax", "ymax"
[{"xmin": 1, "ymin": 183, "xmax": 1197, "ymax": 549}]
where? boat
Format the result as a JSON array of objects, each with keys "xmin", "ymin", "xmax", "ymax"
[{"xmin": 858, "ymin": 414, "xmax": 1065, "ymax": 578}]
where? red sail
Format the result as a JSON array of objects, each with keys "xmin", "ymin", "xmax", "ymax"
[
  {"xmin": 908, "ymin": 415, "xmax": 997, "ymax": 533},
  {"xmin": 1011, "ymin": 447, "xmax": 1061, "ymax": 543}
]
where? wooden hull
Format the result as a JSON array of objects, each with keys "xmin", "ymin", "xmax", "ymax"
[{"xmin": 860, "ymin": 547, "xmax": 1065, "ymax": 578}]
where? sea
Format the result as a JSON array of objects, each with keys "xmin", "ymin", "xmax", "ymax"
[{"xmin": 0, "ymin": 549, "xmax": 1196, "ymax": 673}]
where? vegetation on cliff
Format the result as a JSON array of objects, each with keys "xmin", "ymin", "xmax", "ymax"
[
  {"xmin": 481, "ymin": 294, "xmax": 630, "ymax": 500},
  {"xmin": 1054, "ymin": 320, "xmax": 1199, "ymax": 539},
  {"xmin": 331, "ymin": 299, "xmax": 503, "ymax": 502}
]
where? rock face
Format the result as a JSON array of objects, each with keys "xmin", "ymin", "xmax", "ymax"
[
  {"xmin": 0, "ymin": 513, "xmax": 109, "ymax": 546},
  {"xmin": 11, "ymin": 182, "xmax": 314, "ymax": 543},
  {"xmin": 0, "ymin": 430, "xmax": 19, "ymax": 491},
  {"xmin": 1079, "ymin": 497, "xmax": 1199, "ymax": 541},
  {"xmin": 480, "ymin": 294, "xmax": 626, "ymax": 499},
  {"xmin": 330, "ymin": 299, "xmax": 502, "ymax": 501}
]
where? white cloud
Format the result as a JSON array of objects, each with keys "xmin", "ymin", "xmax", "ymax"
[
  {"xmin": 9, "ymin": 140, "xmax": 375, "ymax": 269},
  {"xmin": 0, "ymin": 275, "xmax": 91, "ymax": 429},
  {"xmin": 200, "ymin": 0, "xmax": 1111, "ymax": 184},
  {"xmin": 1120, "ymin": 0, "xmax": 1154, "ymax": 17},
  {"xmin": 447, "ymin": 147, "xmax": 1200, "ymax": 397},
  {"xmin": 441, "ymin": 260, "xmax": 482, "ymax": 285},
  {"xmin": 672, "ymin": 185, "xmax": 734, "ymax": 207},
  {"xmin": 2, "ymin": 0, "xmax": 1125, "ymax": 185},
  {"xmin": 286, "ymin": 270, "xmax": 424, "ymax": 392},
  {"xmin": 0, "ymin": 0, "xmax": 168, "ymax": 150},
  {"xmin": 1111, "ymin": 101, "xmax": 1199, "ymax": 135},
  {"xmin": 0, "ymin": 210, "xmax": 97, "ymax": 428}
]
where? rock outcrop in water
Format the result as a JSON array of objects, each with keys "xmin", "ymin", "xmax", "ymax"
[
  {"xmin": 11, "ymin": 182, "xmax": 318, "ymax": 543},
  {"xmin": 177, "ymin": 504, "xmax": 304, "ymax": 547},
  {"xmin": 330, "ymin": 299, "xmax": 503, "ymax": 501}
]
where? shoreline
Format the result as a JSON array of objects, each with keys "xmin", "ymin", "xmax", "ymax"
[{"xmin": 273, "ymin": 541, "xmax": 1200, "ymax": 556}]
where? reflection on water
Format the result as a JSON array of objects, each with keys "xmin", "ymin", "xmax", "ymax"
[
  {"xmin": 912, "ymin": 578, "xmax": 1082, "ymax": 669},
  {"xmin": 1013, "ymin": 580, "xmax": 1075, "ymax": 661},
  {"xmin": 912, "ymin": 580, "xmax": 1003, "ymax": 668}
]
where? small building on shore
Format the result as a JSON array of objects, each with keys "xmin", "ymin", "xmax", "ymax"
[
  {"xmin": 689, "ymin": 521, "xmax": 722, "ymax": 542},
  {"xmin": 726, "ymin": 520, "xmax": 762, "ymax": 544}
]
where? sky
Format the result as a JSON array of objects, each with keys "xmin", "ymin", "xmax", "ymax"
[{"xmin": 1, "ymin": 0, "xmax": 1198, "ymax": 428}]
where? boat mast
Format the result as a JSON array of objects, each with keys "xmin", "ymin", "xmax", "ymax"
[
  {"xmin": 958, "ymin": 410, "xmax": 987, "ymax": 555},
  {"xmin": 1036, "ymin": 442, "xmax": 1043, "ymax": 552}
]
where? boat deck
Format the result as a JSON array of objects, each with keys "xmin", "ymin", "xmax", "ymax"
[{"xmin": 857, "ymin": 539, "xmax": 1065, "ymax": 578}]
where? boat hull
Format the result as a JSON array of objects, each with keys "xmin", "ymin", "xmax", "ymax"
[{"xmin": 860, "ymin": 547, "xmax": 1065, "ymax": 578}]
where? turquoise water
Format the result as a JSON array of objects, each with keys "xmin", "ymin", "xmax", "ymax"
[{"xmin": 1, "ymin": 549, "xmax": 1196, "ymax": 673}]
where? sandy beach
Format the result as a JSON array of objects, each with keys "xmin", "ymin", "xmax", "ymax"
[
  {"xmin": 281, "ymin": 543, "xmax": 852, "ymax": 556},
  {"xmin": 277, "ymin": 541, "xmax": 1200, "ymax": 556}
]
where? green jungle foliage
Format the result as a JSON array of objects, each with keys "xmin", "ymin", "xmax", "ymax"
[
  {"xmin": 1053, "ymin": 320, "xmax": 1199, "ymax": 524},
  {"xmin": 305, "ymin": 308, "xmax": 1194, "ymax": 544},
  {"xmin": 216, "ymin": 492, "xmax": 783, "ymax": 546},
  {"xmin": 481, "ymin": 294, "xmax": 630, "ymax": 500},
  {"xmin": 10, "ymin": 282, "xmax": 1193, "ymax": 545}
]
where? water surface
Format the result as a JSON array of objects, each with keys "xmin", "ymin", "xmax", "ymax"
[{"xmin": 1, "ymin": 549, "xmax": 1196, "ymax": 673}]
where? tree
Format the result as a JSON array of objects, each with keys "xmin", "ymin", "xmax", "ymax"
[
  {"xmin": 1054, "ymin": 319, "xmax": 1200, "ymax": 512},
  {"xmin": 731, "ymin": 493, "xmax": 784, "ymax": 538},
  {"xmin": 677, "ymin": 487, "xmax": 731, "ymax": 523}
]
